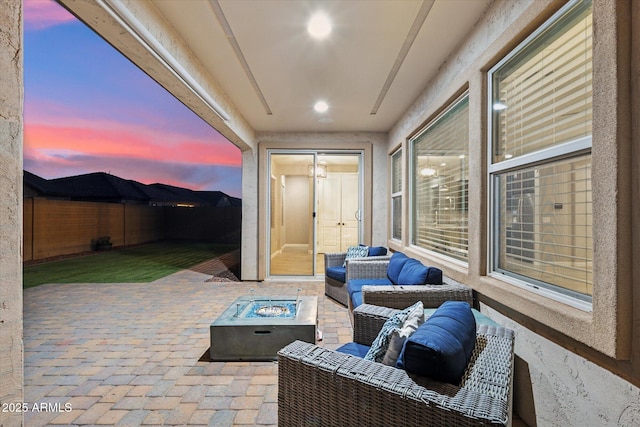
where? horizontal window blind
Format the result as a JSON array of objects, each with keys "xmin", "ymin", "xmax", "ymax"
[
  {"xmin": 492, "ymin": 3, "xmax": 592, "ymax": 163},
  {"xmin": 489, "ymin": 0, "xmax": 593, "ymax": 302},
  {"xmin": 391, "ymin": 150, "xmax": 402, "ymax": 240},
  {"xmin": 392, "ymin": 196, "xmax": 402, "ymax": 240},
  {"xmin": 392, "ymin": 151, "xmax": 402, "ymax": 194},
  {"xmin": 412, "ymin": 95, "xmax": 469, "ymax": 262},
  {"xmin": 496, "ymin": 154, "xmax": 592, "ymax": 297}
]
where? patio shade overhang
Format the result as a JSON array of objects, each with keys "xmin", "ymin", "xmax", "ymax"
[{"xmin": 57, "ymin": 0, "xmax": 492, "ymax": 141}]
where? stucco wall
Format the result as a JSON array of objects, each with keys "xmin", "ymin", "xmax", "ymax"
[
  {"xmin": 0, "ymin": 1, "xmax": 23, "ymax": 426},
  {"xmin": 241, "ymin": 149, "xmax": 258, "ymax": 279},
  {"xmin": 388, "ymin": 0, "xmax": 639, "ymax": 425},
  {"xmin": 483, "ymin": 304, "xmax": 640, "ymax": 426}
]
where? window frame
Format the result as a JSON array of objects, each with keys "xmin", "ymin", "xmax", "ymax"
[
  {"xmin": 487, "ymin": 0, "xmax": 593, "ymax": 311},
  {"xmin": 409, "ymin": 91, "xmax": 470, "ymax": 265},
  {"xmin": 390, "ymin": 148, "xmax": 403, "ymax": 242}
]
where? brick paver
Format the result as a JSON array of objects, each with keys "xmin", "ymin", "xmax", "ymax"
[{"xmin": 24, "ymin": 266, "xmax": 352, "ymax": 426}]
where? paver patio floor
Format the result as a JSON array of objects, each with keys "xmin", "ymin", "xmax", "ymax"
[{"xmin": 24, "ymin": 268, "xmax": 352, "ymax": 426}]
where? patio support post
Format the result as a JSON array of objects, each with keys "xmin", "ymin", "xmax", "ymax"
[{"xmin": 0, "ymin": 0, "xmax": 24, "ymax": 426}]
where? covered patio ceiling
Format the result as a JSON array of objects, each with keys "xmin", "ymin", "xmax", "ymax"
[{"xmin": 59, "ymin": 0, "xmax": 491, "ymax": 135}]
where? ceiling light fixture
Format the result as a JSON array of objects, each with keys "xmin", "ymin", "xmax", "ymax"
[
  {"xmin": 308, "ymin": 164, "xmax": 327, "ymax": 178},
  {"xmin": 493, "ymin": 102, "xmax": 508, "ymax": 111},
  {"xmin": 420, "ymin": 167, "xmax": 437, "ymax": 177},
  {"xmin": 314, "ymin": 101, "xmax": 329, "ymax": 113},
  {"xmin": 308, "ymin": 12, "xmax": 331, "ymax": 39}
]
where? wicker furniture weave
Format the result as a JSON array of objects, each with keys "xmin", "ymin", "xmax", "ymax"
[
  {"xmin": 324, "ymin": 252, "xmax": 350, "ymax": 305},
  {"xmin": 278, "ymin": 303, "xmax": 515, "ymax": 427},
  {"xmin": 324, "ymin": 252, "xmax": 390, "ymax": 306},
  {"xmin": 346, "ymin": 256, "xmax": 473, "ymax": 316}
]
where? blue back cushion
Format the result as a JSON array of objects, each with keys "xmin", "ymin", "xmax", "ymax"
[
  {"xmin": 386, "ymin": 252, "xmax": 409, "ymax": 284},
  {"xmin": 396, "ymin": 259, "xmax": 428, "ymax": 285},
  {"xmin": 368, "ymin": 246, "xmax": 388, "ymax": 257},
  {"xmin": 396, "ymin": 301, "xmax": 476, "ymax": 384}
]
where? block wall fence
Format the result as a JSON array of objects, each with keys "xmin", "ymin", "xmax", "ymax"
[{"xmin": 23, "ymin": 198, "xmax": 241, "ymax": 262}]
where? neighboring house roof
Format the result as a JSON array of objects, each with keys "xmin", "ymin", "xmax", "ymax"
[
  {"xmin": 23, "ymin": 171, "xmax": 241, "ymax": 207},
  {"xmin": 23, "ymin": 170, "xmax": 66, "ymax": 197},
  {"xmin": 51, "ymin": 172, "xmax": 148, "ymax": 202}
]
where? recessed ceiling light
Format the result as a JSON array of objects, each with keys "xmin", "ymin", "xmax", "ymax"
[
  {"xmin": 314, "ymin": 101, "xmax": 329, "ymax": 113},
  {"xmin": 308, "ymin": 12, "xmax": 331, "ymax": 39}
]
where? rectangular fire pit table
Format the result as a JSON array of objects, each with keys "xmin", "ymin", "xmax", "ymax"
[{"xmin": 210, "ymin": 295, "xmax": 317, "ymax": 361}]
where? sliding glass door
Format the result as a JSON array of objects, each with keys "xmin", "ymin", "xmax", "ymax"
[{"xmin": 268, "ymin": 151, "xmax": 362, "ymax": 277}]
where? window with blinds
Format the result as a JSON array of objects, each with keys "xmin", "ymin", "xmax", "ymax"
[
  {"xmin": 491, "ymin": 0, "xmax": 592, "ymax": 163},
  {"xmin": 488, "ymin": 0, "xmax": 593, "ymax": 303},
  {"xmin": 411, "ymin": 94, "xmax": 469, "ymax": 262},
  {"xmin": 496, "ymin": 155, "xmax": 592, "ymax": 298},
  {"xmin": 391, "ymin": 150, "xmax": 402, "ymax": 241}
]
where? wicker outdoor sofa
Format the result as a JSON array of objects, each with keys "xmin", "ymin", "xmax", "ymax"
[
  {"xmin": 345, "ymin": 253, "xmax": 474, "ymax": 316},
  {"xmin": 324, "ymin": 248, "xmax": 390, "ymax": 306},
  {"xmin": 278, "ymin": 303, "xmax": 515, "ymax": 427}
]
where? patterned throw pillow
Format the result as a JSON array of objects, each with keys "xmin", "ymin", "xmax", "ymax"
[
  {"xmin": 343, "ymin": 245, "xmax": 369, "ymax": 267},
  {"xmin": 364, "ymin": 301, "xmax": 423, "ymax": 363},
  {"xmin": 381, "ymin": 302, "xmax": 425, "ymax": 366}
]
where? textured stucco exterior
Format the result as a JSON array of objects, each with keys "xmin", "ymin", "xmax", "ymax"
[
  {"xmin": 388, "ymin": 0, "xmax": 640, "ymax": 425},
  {"xmin": 0, "ymin": 1, "xmax": 23, "ymax": 426},
  {"xmin": 484, "ymin": 305, "xmax": 640, "ymax": 426}
]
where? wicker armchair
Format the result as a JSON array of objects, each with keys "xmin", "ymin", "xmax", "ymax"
[
  {"xmin": 278, "ymin": 304, "xmax": 515, "ymax": 427},
  {"xmin": 324, "ymin": 251, "xmax": 390, "ymax": 306},
  {"xmin": 346, "ymin": 257, "xmax": 473, "ymax": 314}
]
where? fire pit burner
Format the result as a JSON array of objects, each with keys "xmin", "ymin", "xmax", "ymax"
[{"xmin": 255, "ymin": 304, "xmax": 290, "ymax": 317}]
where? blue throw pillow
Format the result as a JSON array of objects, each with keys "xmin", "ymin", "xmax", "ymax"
[
  {"xmin": 396, "ymin": 301, "xmax": 476, "ymax": 384},
  {"xmin": 396, "ymin": 259, "xmax": 429, "ymax": 285},
  {"xmin": 386, "ymin": 252, "xmax": 409, "ymax": 284},
  {"xmin": 425, "ymin": 266, "xmax": 443, "ymax": 285},
  {"xmin": 368, "ymin": 246, "xmax": 388, "ymax": 257}
]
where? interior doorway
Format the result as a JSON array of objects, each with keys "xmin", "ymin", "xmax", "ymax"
[{"xmin": 268, "ymin": 152, "xmax": 362, "ymax": 277}]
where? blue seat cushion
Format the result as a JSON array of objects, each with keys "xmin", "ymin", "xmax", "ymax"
[
  {"xmin": 325, "ymin": 266, "xmax": 346, "ymax": 283},
  {"xmin": 336, "ymin": 342, "xmax": 371, "ymax": 358},
  {"xmin": 386, "ymin": 252, "xmax": 410, "ymax": 284},
  {"xmin": 396, "ymin": 301, "xmax": 476, "ymax": 384},
  {"xmin": 368, "ymin": 246, "xmax": 388, "ymax": 257},
  {"xmin": 347, "ymin": 278, "xmax": 392, "ymax": 297},
  {"xmin": 396, "ymin": 260, "xmax": 443, "ymax": 285},
  {"xmin": 351, "ymin": 291, "xmax": 363, "ymax": 308}
]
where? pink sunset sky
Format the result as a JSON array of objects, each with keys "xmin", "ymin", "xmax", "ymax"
[{"xmin": 23, "ymin": 0, "xmax": 242, "ymax": 197}]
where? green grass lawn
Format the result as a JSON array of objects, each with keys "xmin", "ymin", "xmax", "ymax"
[{"xmin": 23, "ymin": 241, "xmax": 238, "ymax": 288}]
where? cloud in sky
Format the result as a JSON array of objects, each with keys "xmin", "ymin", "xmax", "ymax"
[
  {"xmin": 23, "ymin": 0, "xmax": 242, "ymax": 197},
  {"xmin": 24, "ymin": 0, "xmax": 76, "ymax": 31}
]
